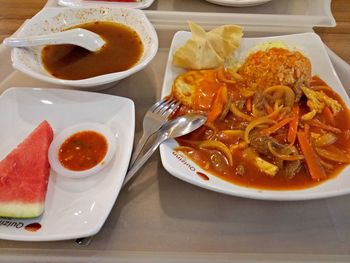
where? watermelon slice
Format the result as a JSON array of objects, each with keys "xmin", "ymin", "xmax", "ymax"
[{"xmin": 0, "ymin": 121, "xmax": 53, "ymax": 218}]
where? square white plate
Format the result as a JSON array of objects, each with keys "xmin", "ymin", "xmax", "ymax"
[
  {"xmin": 0, "ymin": 87, "xmax": 134, "ymax": 241},
  {"xmin": 58, "ymin": 0, "xmax": 154, "ymax": 9},
  {"xmin": 160, "ymin": 32, "xmax": 350, "ymax": 201}
]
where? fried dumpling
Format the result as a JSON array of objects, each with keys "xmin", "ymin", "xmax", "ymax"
[{"xmin": 172, "ymin": 22, "xmax": 243, "ymax": 70}]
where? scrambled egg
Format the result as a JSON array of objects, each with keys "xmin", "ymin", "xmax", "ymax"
[
  {"xmin": 172, "ymin": 69, "xmax": 222, "ymax": 111},
  {"xmin": 301, "ymin": 86, "xmax": 342, "ymax": 120}
]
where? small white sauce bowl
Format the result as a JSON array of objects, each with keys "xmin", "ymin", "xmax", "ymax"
[{"xmin": 48, "ymin": 122, "xmax": 116, "ymax": 179}]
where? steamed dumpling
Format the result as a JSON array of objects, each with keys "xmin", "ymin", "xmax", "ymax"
[{"xmin": 172, "ymin": 22, "xmax": 243, "ymax": 70}]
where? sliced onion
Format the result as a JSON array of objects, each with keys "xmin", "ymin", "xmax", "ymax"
[
  {"xmin": 267, "ymin": 142, "xmax": 304, "ymax": 161},
  {"xmin": 227, "ymin": 68, "xmax": 244, "ymax": 81},
  {"xmin": 220, "ymin": 130, "xmax": 244, "ymax": 137},
  {"xmin": 314, "ymin": 133, "xmax": 337, "ymax": 147},
  {"xmin": 244, "ymin": 117, "xmax": 276, "ymax": 143},
  {"xmin": 203, "ymin": 122, "xmax": 217, "ymax": 140},
  {"xmin": 315, "ymin": 146, "xmax": 350, "ymax": 163},
  {"xmin": 217, "ymin": 67, "xmax": 236, "ymax": 84},
  {"xmin": 230, "ymin": 103, "xmax": 254, "ymax": 122},
  {"xmin": 252, "ymin": 105, "xmax": 265, "ymax": 118},
  {"xmin": 204, "ymin": 122, "xmax": 217, "ymax": 131},
  {"xmin": 199, "ymin": 140, "xmax": 233, "ymax": 166},
  {"xmin": 319, "ymin": 160, "xmax": 334, "ymax": 170},
  {"xmin": 219, "ymin": 94, "xmax": 232, "ymax": 120},
  {"xmin": 229, "ymin": 141, "xmax": 248, "ymax": 151},
  {"xmin": 263, "ymin": 85, "xmax": 295, "ymax": 107}
]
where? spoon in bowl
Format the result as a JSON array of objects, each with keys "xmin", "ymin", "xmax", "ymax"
[{"xmin": 3, "ymin": 28, "xmax": 106, "ymax": 52}]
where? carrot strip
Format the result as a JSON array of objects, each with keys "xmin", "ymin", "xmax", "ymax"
[
  {"xmin": 304, "ymin": 123, "xmax": 310, "ymax": 138},
  {"xmin": 297, "ymin": 132, "xmax": 327, "ymax": 181},
  {"xmin": 260, "ymin": 117, "xmax": 294, "ymax": 136},
  {"xmin": 207, "ymin": 86, "xmax": 227, "ymax": 123},
  {"xmin": 323, "ymin": 106, "xmax": 335, "ymax": 126},
  {"xmin": 246, "ymin": 97, "xmax": 252, "ymax": 112},
  {"xmin": 307, "ymin": 119, "xmax": 341, "ymax": 134},
  {"xmin": 287, "ymin": 104, "xmax": 300, "ymax": 144}
]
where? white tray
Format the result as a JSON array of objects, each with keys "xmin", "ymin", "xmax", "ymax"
[
  {"xmin": 1, "ymin": 20, "xmax": 350, "ymax": 263},
  {"xmin": 146, "ymin": 0, "xmax": 335, "ymax": 28},
  {"xmin": 47, "ymin": 0, "xmax": 335, "ymax": 29}
]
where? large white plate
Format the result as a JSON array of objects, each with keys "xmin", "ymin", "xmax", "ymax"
[
  {"xmin": 58, "ymin": 0, "xmax": 154, "ymax": 9},
  {"xmin": 205, "ymin": 0, "xmax": 272, "ymax": 7},
  {"xmin": 0, "ymin": 87, "xmax": 134, "ymax": 241},
  {"xmin": 160, "ymin": 32, "xmax": 350, "ymax": 201}
]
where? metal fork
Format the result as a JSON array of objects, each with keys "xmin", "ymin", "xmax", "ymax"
[
  {"xmin": 129, "ymin": 96, "xmax": 181, "ymax": 167},
  {"xmin": 74, "ymin": 97, "xmax": 181, "ymax": 247}
]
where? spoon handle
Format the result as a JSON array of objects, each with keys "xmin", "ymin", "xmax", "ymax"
[
  {"xmin": 123, "ymin": 132, "xmax": 168, "ymax": 186},
  {"xmin": 3, "ymin": 28, "xmax": 105, "ymax": 52}
]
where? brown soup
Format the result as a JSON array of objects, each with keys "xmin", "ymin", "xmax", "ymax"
[{"xmin": 41, "ymin": 21, "xmax": 144, "ymax": 80}]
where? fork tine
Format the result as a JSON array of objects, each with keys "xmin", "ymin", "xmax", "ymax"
[
  {"xmin": 157, "ymin": 98, "xmax": 176, "ymax": 115},
  {"xmin": 161, "ymin": 101, "xmax": 181, "ymax": 118},
  {"xmin": 153, "ymin": 98, "xmax": 174, "ymax": 115},
  {"xmin": 149, "ymin": 97, "xmax": 170, "ymax": 112}
]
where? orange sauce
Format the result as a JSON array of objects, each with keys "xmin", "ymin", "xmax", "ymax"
[
  {"xmin": 59, "ymin": 131, "xmax": 108, "ymax": 171},
  {"xmin": 41, "ymin": 21, "xmax": 144, "ymax": 80},
  {"xmin": 192, "ymin": 70, "xmax": 222, "ymax": 110}
]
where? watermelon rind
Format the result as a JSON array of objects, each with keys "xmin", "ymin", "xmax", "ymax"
[{"xmin": 0, "ymin": 202, "xmax": 44, "ymax": 219}]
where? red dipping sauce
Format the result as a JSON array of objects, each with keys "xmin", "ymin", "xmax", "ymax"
[{"xmin": 58, "ymin": 130, "xmax": 108, "ymax": 171}]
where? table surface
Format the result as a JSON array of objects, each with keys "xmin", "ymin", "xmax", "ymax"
[
  {"xmin": 0, "ymin": 1, "xmax": 350, "ymax": 260},
  {"xmin": 0, "ymin": 0, "xmax": 349, "ymax": 64}
]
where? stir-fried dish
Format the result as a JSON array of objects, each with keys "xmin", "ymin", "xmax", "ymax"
[{"xmin": 170, "ymin": 47, "xmax": 350, "ymax": 190}]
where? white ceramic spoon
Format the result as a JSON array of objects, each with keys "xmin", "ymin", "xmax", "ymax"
[{"xmin": 3, "ymin": 28, "xmax": 105, "ymax": 52}]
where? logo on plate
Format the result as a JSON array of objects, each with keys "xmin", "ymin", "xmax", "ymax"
[
  {"xmin": 172, "ymin": 151, "xmax": 210, "ymax": 181},
  {"xmin": 0, "ymin": 217, "xmax": 41, "ymax": 232}
]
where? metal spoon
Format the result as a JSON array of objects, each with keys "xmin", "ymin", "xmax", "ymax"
[
  {"xmin": 75, "ymin": 114, "xmax": 206, "ymax": 246},
  {"xmin": 123, "ymin": 114, "xmax": 207, "ymax": 185},
  {"xmin": 3, "ymin": 28, "xmax": 106, "ymax": 52}
]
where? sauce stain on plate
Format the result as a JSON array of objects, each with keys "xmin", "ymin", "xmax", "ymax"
[
  {"xmin": 25, "ymin": 223, "xmax": 42, "ymax": 232},
  {"xmin": 197, "ymin": 172, "xmax": 210, "ymax": 181}
]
